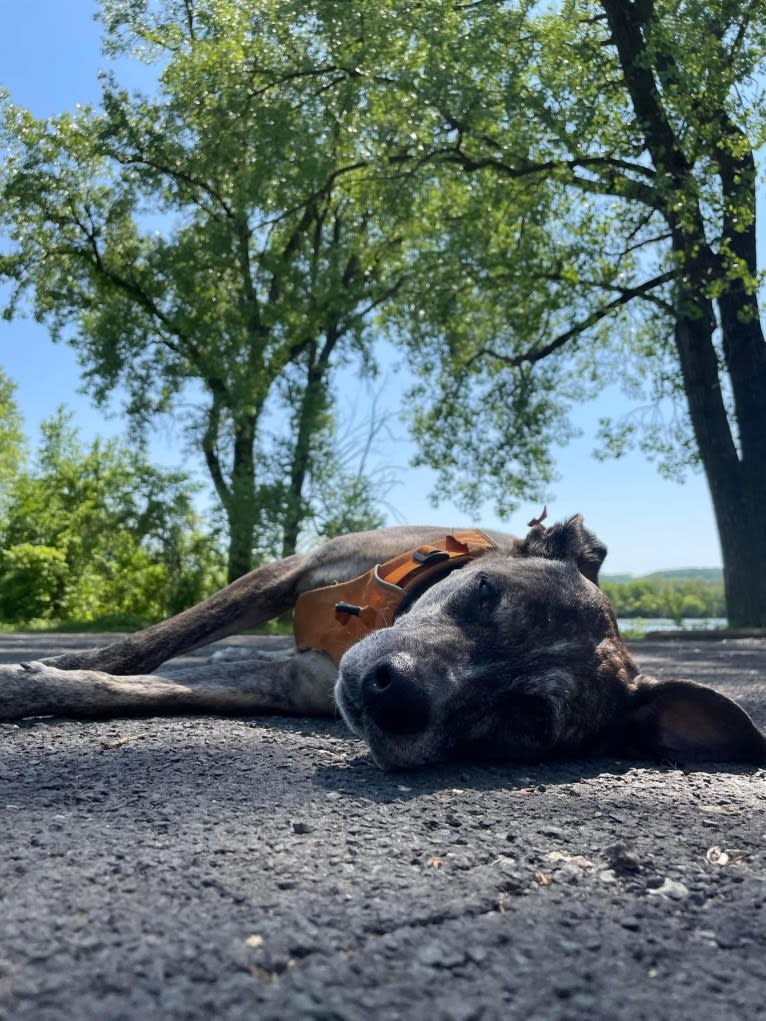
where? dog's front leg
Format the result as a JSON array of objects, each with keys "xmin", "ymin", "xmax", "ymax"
[
  {"xmin": 37, "ymin": 554, "xmax": 309, "ymax": 676},
  {"xmin": 0, "ymin": 651, "xmax": 337, "ymax": 721}
]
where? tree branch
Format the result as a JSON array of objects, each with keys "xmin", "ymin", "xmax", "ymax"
[
  {"xmin": 109, "ymin": 149, "xmax": 234, "ymax": 220},
  {"xmin": 182, "ymin": 0, "xmax": 196, "ymax": 41},
  {"xmin": 417, "ymin": 141, "xmax": 662, "ymax": 209},
  {"xmin": 479, "ymin": 269, "xmax": 678, "ymax": 369}
]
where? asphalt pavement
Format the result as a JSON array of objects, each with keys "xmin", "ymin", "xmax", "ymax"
[{"xmin": 1, "ymin": 634, "xmax": 765, "ymax": 1020}]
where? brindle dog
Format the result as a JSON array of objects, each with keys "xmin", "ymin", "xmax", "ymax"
[{"xmin": 1, "ymin": 515, "xmax": 764, "ymax": 769}]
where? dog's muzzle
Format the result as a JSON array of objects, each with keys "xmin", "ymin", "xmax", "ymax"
[
  {"xmin": 358, "ymin": 655, "xmax": 431, "ymax": 735},
  {"xmin": 336, "ymin": 646, "xmax": 429, "ymax": 732}
]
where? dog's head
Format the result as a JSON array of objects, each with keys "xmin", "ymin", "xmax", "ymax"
[{"xmin": 335, "ymin": 516, "xmax": 766, "ymax": 769}]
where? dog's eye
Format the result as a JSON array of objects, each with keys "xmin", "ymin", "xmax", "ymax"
[{"xmin": 473, "ymin": 574, "xmax": 499, "ymax": 616}]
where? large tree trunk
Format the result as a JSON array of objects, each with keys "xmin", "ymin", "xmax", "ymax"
[
  {"xmin": 601, "ymin": 0, "xmax": 766, "ymax": 626},
  {"xmin": 713, "ymin": 318, "xmax": 766, "ymax": 628},
  {"xmin": 672, "ymin": 137, "xmax": 766, "ymax": 627},
  {"xmin": 714, "ymin": 482, "xmax": 766, "ymax": 629},
  {"xmin": 674, "ymin": 294, "xmax": 766, "ymax": 627},
  {"xmin": 714, "ymin": 285, "xmax": 766, "ymax": 626}
]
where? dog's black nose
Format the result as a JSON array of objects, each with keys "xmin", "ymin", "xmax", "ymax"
[{"xmin": 361, "ymin": 659, "xmax": 430, "ymax": 734}]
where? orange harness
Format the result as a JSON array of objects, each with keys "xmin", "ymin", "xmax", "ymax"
[{"xmin": 293, "ymin": 530, "xmax": 497, "ymax": 665}]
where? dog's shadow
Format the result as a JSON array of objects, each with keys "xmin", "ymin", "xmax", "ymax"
[
  {"xmin": 312, "ymin": 752, "xmax": 634, "ymax": 801},
  {"xmin": 239, "ymin": 714, "xmax": 761, "ymax": 800},
  {"xmin": 311, "ymin": 747, "xmax": 761, "ymax": 802}
]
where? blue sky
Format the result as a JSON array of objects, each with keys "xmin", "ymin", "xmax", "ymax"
[{"xmin": 0, "ymin": 0, "xmax": 750, "ymax": 575}]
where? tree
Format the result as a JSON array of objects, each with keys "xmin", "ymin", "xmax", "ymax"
[
  {"xmin": 0, "ymin": 409, "xmax": 224, "ymax": 622},
  {"xmin": 335, "ymin": 0, "xmax": 766, "ymax": 626},
  {"xmin": 0, "ymin": 0, "xmax": 404, "ymax": 580},
  {"xmin": 0, "ymin": 367, "xmax": 25, "ymax": 491}
]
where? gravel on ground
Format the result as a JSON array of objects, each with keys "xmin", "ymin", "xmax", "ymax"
[{"xmin": 0, "ymin": 634, "xmax": 764, "ymax": 1021}]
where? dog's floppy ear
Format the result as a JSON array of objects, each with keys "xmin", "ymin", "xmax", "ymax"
[
  {"xmin": 515, "ymin": 514, "xmax": 607, "ymax": 584},
  {"xmin": 616, "ymin": 679, "xmax": 766, "ymax": 764}
]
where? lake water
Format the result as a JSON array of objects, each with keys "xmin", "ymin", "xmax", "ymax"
[{"xmin": 616, "ymin": 617, "xmax": 727, "ymax": 635}]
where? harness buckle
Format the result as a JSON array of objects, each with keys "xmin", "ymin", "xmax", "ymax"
[
  {"xmin": 335, "ymin": 601, "xmax": 362, "ymax": 617},
  {"xmin": 412, "ymin": 548, "xmax": 451, "ymax": 566}
]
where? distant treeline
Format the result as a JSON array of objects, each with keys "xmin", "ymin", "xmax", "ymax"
[{"xmin": 602, "ymin": 571, "xmax": 725, "ymax": 621}]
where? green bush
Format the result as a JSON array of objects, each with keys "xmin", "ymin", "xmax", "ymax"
[
  {"xmin": 0, "ymin": 410, "xmax": 225, "ymax": 626},
  {"xmin": 0, "ymin": 544, "xmax": 68, "ymax": 621}
]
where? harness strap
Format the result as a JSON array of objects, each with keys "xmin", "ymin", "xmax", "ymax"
[{"xmin": 293, "ymin": 529, "xmax": 497, "ymax": 666}]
